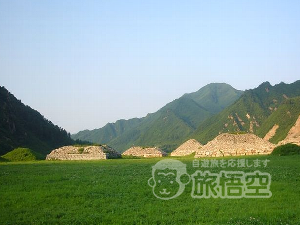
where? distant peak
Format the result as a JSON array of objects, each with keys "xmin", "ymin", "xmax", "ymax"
[
  {"xmin": 193, "ymin": 83, "xmax": 236, "ymax": 93},
  {"xmin": 258, "ymin": 81, "xmax": 272, "ymax": 88},
  {"xmin": 204, "ymin": 83, "xmax": 232, "ymax": 88}
]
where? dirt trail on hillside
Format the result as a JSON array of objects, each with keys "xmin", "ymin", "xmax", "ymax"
[
  {"xmin": 279, "ymin": 114, "xmax": 300, "ymax": 145},
  {"xmin": 264, "ymin": 124, "xmax": 279, "ymax": 141}
]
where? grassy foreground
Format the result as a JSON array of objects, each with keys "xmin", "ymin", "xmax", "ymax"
[{"xmin": 0, "ymin": 155, "xmax": 300, "ymax": 225}]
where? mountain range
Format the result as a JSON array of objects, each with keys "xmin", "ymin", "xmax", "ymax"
[
  {"xmin": 1, "ymin": 80, "xmax": 299, "ymax": 156},
  {"xmin": 73, "ymin": 80, "xmax": 300, "ymax": 153},
  {"xmin": 193, "ymin": 81, "xmax": 300, "ymax": 144},
  {"xmin": 72, "ymin": 83, "xmax": 243, "ymax": 152}
]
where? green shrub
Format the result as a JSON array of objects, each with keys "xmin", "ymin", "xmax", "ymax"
[
  {"xmin": 78, "ymin": 148, "xmax": 84, "ymax": 154},
  {"xmin": 271, "ymin": 143, "xmax": 300, "ymax": 156},
  {"xmin": 73, "ymin": 143, "xmax": 100, "ymax": 147},
  {"xmin": 1, "ymin": 148, "xmax": 43, "ymax": 161}
]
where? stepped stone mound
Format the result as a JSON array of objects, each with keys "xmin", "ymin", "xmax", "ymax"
[
  {"xmin": 195, "ymin": 133, "xmax": 275, "ymax": 158},
  {"xmin": 279, "ymin": 114, "xmax": 300, "ymax": 146},
  {"xmin": 171, "ymin": 139, "xmax": 202, "ymax": 156},
  {"xmin": 46, "ymin": 145, "xmax": 121, "ymax": 160},
  {"xmin": 122, "ymin": 146, "xmax": 167, "ymax": 158}
]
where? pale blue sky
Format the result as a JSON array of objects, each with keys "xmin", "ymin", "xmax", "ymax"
[{"xmin": 1, "ymin": 0, "xmax": 300, "ymax": 133}]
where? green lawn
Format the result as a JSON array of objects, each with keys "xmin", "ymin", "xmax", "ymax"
[{"xmin": 0, "ymin": 155, "xmax": 300, "ymax": 225}]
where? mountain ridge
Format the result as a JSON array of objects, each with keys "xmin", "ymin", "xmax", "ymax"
[
  {"xmin": 192, "ymin": 80, "xmax": 300, "ymax": 144},
  {"xmin": 72, "ymin": 83, "xmax": 243, "ymax": 152}
]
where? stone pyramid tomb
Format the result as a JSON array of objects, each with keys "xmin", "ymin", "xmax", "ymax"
[
  {"xmin": 46, "ymin": 145, "xmax": 121, "ymax": 160},
  {"xmin": 195, "ymin": 133, "xmax": 275, "ymax": 158},
  {"xmin": 171, "ymin": 139, "xmax": 202, "ymax": 156},
  {"xmin": 122, "ymin": 146, "xmax": 167, "ymax": 158}
]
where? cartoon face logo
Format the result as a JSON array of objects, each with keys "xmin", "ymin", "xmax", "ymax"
[{"xmin": 148, "ymin": 159, "xmax": 190, "ymax": 200}]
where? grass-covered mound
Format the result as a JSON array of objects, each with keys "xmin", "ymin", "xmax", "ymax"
[
  {"xmin": 0, "ymin": 156, "xmax": 8, "ymax": 162},
  {"xmin": 271, "ymin": 143, "xmax": 300, "ymax": 156},
  {"xmin": 1, "ymin": 148, "xmax": 43, "ymax": 162}
]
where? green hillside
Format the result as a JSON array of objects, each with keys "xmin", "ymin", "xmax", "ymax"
[
  {"xmin": 0, "ymin": 86, "xmax": 74, "ymax": 156},
  {"xmin": 72, "ymin": 118, "xmax": 142, "ymax": 144},
  {"xmin": 257, "ymin": 97, "xmax": 300, "ymax": 143},
  {"xmin": 112, "ymin": 110, "xmax": 195, "ymax": 151},
  {"xmin": 73, "ymin": 83, "xmax": 243, "ymax": 152},
  {"xmin": 192, "ymin": 81, "xmax": 300, "ymax": 144}
]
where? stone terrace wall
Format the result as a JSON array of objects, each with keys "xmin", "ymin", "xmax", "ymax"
[
  {"xmin": 122, "ymin": 146, "xmax": 167, "ymax": 157},
  {"xmin": 171, "ymin": 139, "xmax": 202, "ymax": 156},
  {"xmin": 46, "ymin": 145, "xmax": 120, "ymax": 160},
  {"xmin": 48, "ymin": 153, "xmax": 107, "ymax": 160},
  {"xmin": 195, "ymin": 133, "xmax": 275, "ymax": 158}
]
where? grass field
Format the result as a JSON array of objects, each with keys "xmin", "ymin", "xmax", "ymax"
[{"xmin": 0, "ymin": 155, "xmax": 300, "ymax": 225}]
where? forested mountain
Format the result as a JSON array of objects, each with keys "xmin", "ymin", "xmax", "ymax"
[
  {"xmin": 72, "ymin": 83, "xmax": 243, "ymax": 152},
  {"xmin": 0, "ymin": 86, "xmax": 73, "ymax": 156},
  {"xmin": 73, "ymin": 118, "xmax": 143, "ymax": 144},
  {"xmin": 192, "ymin": 81, "xmax": 300, "ymax": 144}
]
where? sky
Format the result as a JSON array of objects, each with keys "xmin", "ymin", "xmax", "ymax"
[{"xmin": 0, "ymin": 0, "xmax": 300, "ymax": 133}]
